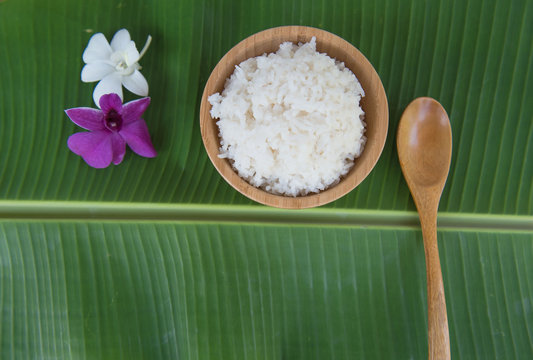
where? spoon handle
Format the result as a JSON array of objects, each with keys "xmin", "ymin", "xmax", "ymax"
[{"xmin": 420, "ymin": 210, "xmax": 450, "ymax": 360}]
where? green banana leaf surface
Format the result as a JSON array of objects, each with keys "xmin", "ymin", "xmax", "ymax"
[{"xmin": 0, "ymin": 0, "xmax": 532, "ymax": 359}]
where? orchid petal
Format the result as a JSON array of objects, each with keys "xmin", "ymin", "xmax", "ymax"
[
  {"xmin": 110, "ymin": 29, "xmax": 132, "ymax": 51},
  {"xmin": 93, "ymin": 73, "xmax": 123, "ymax": 107},
  {"xmin": 120, "ymin": 120, "xmax": 157, "ymax": 158},
  {"xmin": 65, "ymin": 108, "xmax": 105, "ymax": 131},
  {"xmin": 67, "ymin": 131, "xmax": 113, "ymax": 168},
  {"xmin": 99, "ymin": 93, "xmax": 123, "ymax": 114},
  {"xmin": 81, "ymin": 62, "xmax": 115, "ymax": 82},
  {"xmin": 82, "ymin": 33, "xmax": 112, "ymax": 63},
  {"xmin": 122, "ymin": 97, "xmax": 150, "ymax": 124},
  {"xmin": 123, "ymin": 41, "xmax": 140, "ymax": 66},
  {"xmin": 122, "ymin": 69, "xmax": 148, "ymax": 97},
  {"xmin": 111, "ymin": 132, "xmax": 126, "ymax": 165}
]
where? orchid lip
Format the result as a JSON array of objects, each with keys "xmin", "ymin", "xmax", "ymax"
[
  {"xmin": 104, "ymin": 109, "xmax": 123, "ymax": 132},
  {"xmin": 110, "ymin": 52, "xmax": 136, "ymax": 75},
  {"xmin": 115, "ymin": 61, "xmax": 136, "ymax": 75}
]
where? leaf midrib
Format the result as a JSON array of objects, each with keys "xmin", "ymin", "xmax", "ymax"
[{"xmin": 0, "ymin": 201, "xmax": 531, "ymax": 232}]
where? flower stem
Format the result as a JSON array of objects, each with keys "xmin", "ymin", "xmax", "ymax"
[{"xmin": 138, "ymin": 35, "xmax": 152, "ymax": 61}]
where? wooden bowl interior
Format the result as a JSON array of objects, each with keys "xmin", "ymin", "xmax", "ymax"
[{"xmin": 200, "ymin": 26, "xmax": 388, "ymax": 209}]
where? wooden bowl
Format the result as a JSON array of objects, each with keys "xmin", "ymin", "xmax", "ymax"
[{"xmin": 200, "ymin": 26, "xmax": 388, "ymax": 209}]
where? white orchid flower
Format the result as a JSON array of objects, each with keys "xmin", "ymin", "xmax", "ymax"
[{"xmin": 81, "ymin": 29, "xmax": 152, "ymax": 107}]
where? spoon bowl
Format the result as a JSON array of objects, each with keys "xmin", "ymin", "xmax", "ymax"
[
  {"xmin": 397, "ymin": 97, "xmax": 452, "ymax": 360},
  {"xmin": 397, "ymin": 98, "xmax": 452, "ymax": 188}
]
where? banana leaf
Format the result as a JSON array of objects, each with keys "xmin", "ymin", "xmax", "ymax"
[
  {"xmin": 1, "ymin": 222, "xmax": 532, "ymax": 359},
  {"xmin": 0, "ymin": 0, "xmax": 531, "ymax": 212},
  {"xmin": 0, "ymin": 0, "xmax": 532, "ymax": 359}
]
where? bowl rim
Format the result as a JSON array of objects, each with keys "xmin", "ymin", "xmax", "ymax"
[{"xmin": 200, "ymin": 25, "xmax": 389, "ymax": 209}]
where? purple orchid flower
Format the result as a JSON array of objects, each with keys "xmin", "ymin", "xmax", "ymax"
[{"xmin": 65, "ymin": 93, "xmax": 156, "ymax": 168}]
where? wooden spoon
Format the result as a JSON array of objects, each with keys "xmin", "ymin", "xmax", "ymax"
[{"xmin": 397, "ymin": 97, "xmax": 452, "ymax": 360}]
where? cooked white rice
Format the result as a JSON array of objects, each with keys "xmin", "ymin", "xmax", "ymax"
[{"xmin": 208, "ymin": 37, "xmax": 366, "ymax": 197}]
